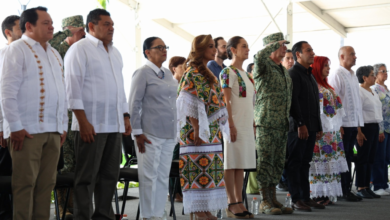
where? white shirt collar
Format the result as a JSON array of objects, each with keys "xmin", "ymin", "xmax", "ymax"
[
  {"xmin": 86, "ymin": 32, "xmax": 113, "ymax": 48},
  {"xmin": 339, "ymin": 65, "xmax": 354, "ymax": 75},
  {"xmin": 145, "ymin": 59, "xmax": 164, "ymax": 74},
  {"xmin": 22, "ymin": 34, "xmax": 50, "ymax": 49}
]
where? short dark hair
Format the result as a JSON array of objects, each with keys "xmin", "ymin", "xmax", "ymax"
[
  {"xmin": 214, "ymin": 37, "xmax": 224, "ymax": 48},
  {"xmin": 227, "ymin": 36, "xmax": 244, "ymax": 60},
  {"xmin": 286, "ymin": 49, "xmax": 292, "ymax": 53},
  {"xmin": 2, "ymin": 15, "xmax": 20, "ymax": 39},
  {"xmin": 143, "ymin": 37, "xmax": 159, "ymax": 59},
  {"xmin": 291, "ymin": 41, "xmax": 308, "ymax": 61},
  {"xmin": 86, "ymin": 9, "xmax": 110, "ymax": 33},
  {"xmin": 20, "ymin": 6, "xmax": 47, "ymax": 34},
  {"xmin": 247, "ymin": 63, "xmax": 254, "ymax": 73},
  {"xmin": 356, "ymin": 65, "xmax": 373, "ymax": 84}
]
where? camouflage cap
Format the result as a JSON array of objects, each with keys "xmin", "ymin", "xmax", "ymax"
[
  {"xmin": 62, "ymin": 15, "xmax": 85, "ymax": 28},
  {"xmin": 262, "ymin": 32, "xmax": 290, "ymax": 46}
]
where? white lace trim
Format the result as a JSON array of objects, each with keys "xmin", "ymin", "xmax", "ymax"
[
  {"xmin": 176, "ymin": 91, "xmax": 230, "ymax": 143},
  {"xmin": 180, "ymin": 144, "xmax": 222, "ymax": 155},
  {"xmin": 182, "ymin": 188, "xmax": 228, "ymax": 214},
  {"xmin": 309, "ymin": 158, "xmax": 349, "ymax": 175},
  {"xmin": 310, "ymin": 181, "xmax": 344, "ymax": 198},
  {"xmin": 320, "ymin": 107, "xmax": 346, "ymax": 132}
]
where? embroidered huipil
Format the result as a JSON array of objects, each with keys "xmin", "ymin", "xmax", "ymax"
[
  {"xmin": 64, "ymin": 33, "xmax": 128, "ymax": 133},
  {"xmin": 328, "ymin": 66, "xmax": 364, "ymax": 128},
  {"xmin": 309, "ymin": 85, "xmax": 348, "ymax": 198},
  {"xmin": 177, "ymin": 67, "xmax": 229, "ymax": 214},
  {"xmin": 1, "ymin": 35, "xmax": 68, "ymax": 138},
  {"xmin": 371, "ymin": 83, "xmax": 390, "ymax": 134}
]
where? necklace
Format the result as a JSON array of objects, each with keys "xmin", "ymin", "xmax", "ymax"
[
  {"xmin": 23, "ymin": 40, "xmax": 64, "ymax": 123},
  {"xmin": 154, "ymin": 70, "xmax": 165, "ymax": 79}
]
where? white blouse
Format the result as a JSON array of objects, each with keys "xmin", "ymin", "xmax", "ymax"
[
  {"xmin": 65, "ymin": 33, "xmax": 128, "ymax": 133},
  {"xmin": 1, "ymin": 35, "xmax": 68, "ymax": 138},
  {"xmin": 359, "ymin": 87, "xmax": 383, "ymax": 124}
]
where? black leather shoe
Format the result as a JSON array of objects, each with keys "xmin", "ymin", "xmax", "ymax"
[
  {"xmin": 339, "ymin": 192, "xmax": 361, "ymax": 201},
  {"xmin": 292, "ymin": 200, "xmax": 312, "ymax": 212},
  {"xmin": 304, "ymin": 199, "xmax": 325, "ymax": 209},
  {"xmin": 356, "ymin": 189, "xmax": 374, "ymax": 199},
  {"xmin": 366, "ymin": 188, "xmax": 381, "ymax": 198}
]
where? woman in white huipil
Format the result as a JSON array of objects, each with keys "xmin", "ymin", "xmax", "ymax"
[{"xmin": 220, "ymin": 36, "xmax": 256, "ymax": 218}]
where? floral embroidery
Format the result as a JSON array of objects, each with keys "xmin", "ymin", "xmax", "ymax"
[
  {"xmin": 220, "ymin": 66, "xmax": 254, "ymax": 98},
  {"xmin": 320, "ymin": 86, "xmax": 342, "ymax": 118},
  {"xmin": 372, "ymin": 84, "xmax": 390, "ymax": 133}
]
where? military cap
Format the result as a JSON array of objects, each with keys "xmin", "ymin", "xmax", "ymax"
[
  {"xmin": 263, "ymin": 32, "xmax": 290, "ymax": 46},
  {"xmin": 62, "ymin": 15, "xmax": 85, "ymax": 28}
]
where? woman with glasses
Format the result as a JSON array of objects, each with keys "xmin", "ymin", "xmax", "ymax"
[
  {"xmin": 177, "ymin": 34, "xmax": 229, "ymax": 220},
  {"xmin": 128, "ymin": 37, "xmax": 177, "ymax": 219},
  {"xmin": 355, "ymin": 66, "xmax": 383, "ymax": 199},
  {"xmin": 371, "ymin": 64, "xmax": 390, "ymax": 196}
]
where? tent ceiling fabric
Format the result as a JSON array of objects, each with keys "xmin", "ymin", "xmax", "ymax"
[{"xmin": 118, "ymin": 0, "xmax": 390, "ymax": 42}]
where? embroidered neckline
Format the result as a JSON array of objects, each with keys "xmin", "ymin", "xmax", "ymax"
[
  {"xmin": 23, "ymin": 40, "xmax": 64, "ymax": 123},
  {"xmin": 229, "ymin": 65, "xmax": 254, "ymax": 98}
]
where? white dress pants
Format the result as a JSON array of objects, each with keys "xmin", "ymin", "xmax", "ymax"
[{"xmin": 135, "ymin": 132, "xmax": 175, "ymax": 218}]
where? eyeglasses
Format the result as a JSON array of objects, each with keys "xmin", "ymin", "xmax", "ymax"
[
  {"xmin": 149, "ymin": 45, "xmax": 169, "ymax": 51},
  {"xmin": 378, "ymin": 70, "xmax": 388, "ymax": 74}
]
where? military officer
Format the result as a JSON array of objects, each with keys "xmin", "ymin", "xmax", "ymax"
[
  {"xmin": 49, "ymin": 15, "xmax": 85, "ymax": 220},
  {"xmin": 253, "ymin": 32, "xmax": 293, "ymax": 215},
  {"xmin": 50, "ymin": 15, "xmax": 85, "ymax": 59}
]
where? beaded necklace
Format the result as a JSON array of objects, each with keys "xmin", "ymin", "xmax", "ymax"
[
  {"xmin": 23, "ymin": 40, "xmax": 64, "ymax": 123},
  {"xmin": 154, "ymin": 70, "xmax": 165, "ymax": 79}
]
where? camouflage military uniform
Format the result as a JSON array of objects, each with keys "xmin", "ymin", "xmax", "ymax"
[
  {"xmin": 254, "ymin": 40, "xmax": 292, "ymax": 190},
  {"xmin": 49, "ymin": 29, "xmax": 71, "ymax": 60}
]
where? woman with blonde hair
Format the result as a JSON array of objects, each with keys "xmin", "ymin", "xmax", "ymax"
[{"xmin": 177, "ymin": 34, "xmax": 229, "ymax": 220}]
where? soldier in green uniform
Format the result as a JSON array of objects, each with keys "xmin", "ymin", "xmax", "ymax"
[
  {"xmin": 49, "ymin": 15, "xmax": 85, "ymax": 220},
  {"xmin": 253, "ymin": 32, "xmax": 293, "ymax": 215},
  {"xmin": 50, "ymin": 15, "xmax": 85, "ymax": 59}
]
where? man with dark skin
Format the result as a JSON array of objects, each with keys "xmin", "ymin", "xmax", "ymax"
[
  {"xmin": 287, "ymin": 41, "xmax": 324, "ymax": 212},
  {"xmin": 65, "ymin": 9, "xmax": 131, "ymax": 219}
]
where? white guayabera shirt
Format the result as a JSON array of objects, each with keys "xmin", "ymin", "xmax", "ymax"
[
  {"xmin": 1, "ymin": 35, "xmax": 68, "ymax": 138},
  {"xmin": 65, "ymin": 33, "xmax": 128, "ymax": 133}
]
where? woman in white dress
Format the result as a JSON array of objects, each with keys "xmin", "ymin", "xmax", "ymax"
[{"xmin": 220, "ymin": 36, "xmax": 256, "ymax": 218}]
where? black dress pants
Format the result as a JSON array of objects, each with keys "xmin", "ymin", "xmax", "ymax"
[
  {"xmin": 355, "ymin": 123, "xmax": 378, "ymax": 188},
  {"xmin": 0, "ymin": 146, "xmax": 12, "ymax": 220},
  {"xmin": 287, "ymin": 131, "xmax": 317, "ymax": 203},
  {"xmin": 341, "ymin": 127, "xmax": 358, "ymax": 194}
]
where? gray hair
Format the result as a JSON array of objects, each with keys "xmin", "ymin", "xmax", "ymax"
[{"xmin": 373, "ymin": 63, "xmax": 387, "ymax": 77}]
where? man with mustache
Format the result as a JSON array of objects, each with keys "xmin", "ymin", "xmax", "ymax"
[
  {"xmin": 48, "ymin": 15, "xmax": 86, "ymax": 220},
  {"xmin": 64, "ymin": 8, "xmax": 131, "ymax": 219},
  {"xmin": 287, "ymin": 41, "xmax": 324, "ymax": 211},
  {"xmin": 1, "ymin": 7, "xmax": 68, "ymax": 219},
  {"xmin": 207, "ymin": 36, "xmax": 227, "ymax": 80},
  {"xmin": 328, "ymin": 46, "xmax": 363, "ymax": 202}
]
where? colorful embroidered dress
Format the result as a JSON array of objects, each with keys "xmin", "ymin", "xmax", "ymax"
[
  {"xmin": 177, "ymin": 67, "xmax": 229, "ymax": 214},
  {"xmin": 309, "ymin": 85, "xmax": 349, "ymax": 198}
]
